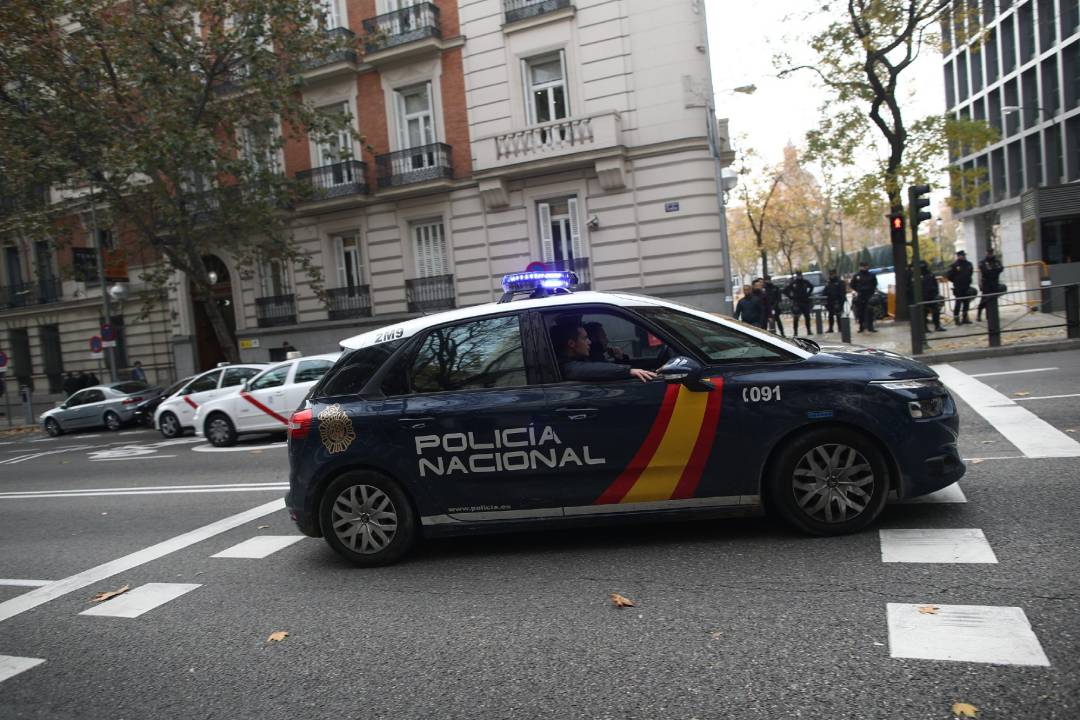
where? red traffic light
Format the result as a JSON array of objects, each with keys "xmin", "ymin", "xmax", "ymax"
[{"xmin": 891, "ymin": 215, "xmax": 904, "ymax": 230}]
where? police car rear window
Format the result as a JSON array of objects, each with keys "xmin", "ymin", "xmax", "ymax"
[{"xmin": 316, "ymin": 343, "xmax": 402, "ymax": 398}]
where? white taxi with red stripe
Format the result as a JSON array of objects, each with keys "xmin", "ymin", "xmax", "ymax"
[
  {"xmin": 153, "ymin": 364, "xmax": 267, "ymax": 438},
  {"xmin": 193, "ymin": 353, "xmax": 340, "ymax": 446}
]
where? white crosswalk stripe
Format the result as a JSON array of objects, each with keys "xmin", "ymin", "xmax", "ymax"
[
  {"xmin": 79, "ymin": 583, "xmax": 201, "ymax": 618},
  {"xmin": 886, "ymin": 603, "xmax": 1050, "ymax": 666},
  {"xmin": 212, "ymin": 535, "xmax": 306, "ymax": 559},
  {"xmin": 0, "ymin": 655, "xmax": 46, "ymax": 684},
  {"xmin": 879, "ymin": 529, "xmax": 997, "ymax": 563},
  {"xmin": 899, "ymin": 483, "xmax": 967, "ymax": 503}
]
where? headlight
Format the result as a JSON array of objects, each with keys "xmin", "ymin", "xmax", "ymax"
[
  {"xmin": 907, "ymin": 397, "xmax": 945, "ymax": 418},
  {"xmin": 870, "ymin": 378, "xmax": 947, "ymax": 418},
  {"xmin": 871, "ymin": 378, "xmax": 944, "ymax": 392}
]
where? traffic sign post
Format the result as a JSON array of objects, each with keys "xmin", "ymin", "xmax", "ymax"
[
  {"xmin": 0, "ymin": 350, "xmax": 8, "ymax": 428},
  {"xmin": 101, "ymin": 323, "xmax": 117, "ymax": 349},
  {"xmin": 90, "ymin": 335, "xmax": 103, "ymax": 358}
]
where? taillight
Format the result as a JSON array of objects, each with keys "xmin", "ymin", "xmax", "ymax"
[
  {"xmin": 288, "ymin": 408, "xmax": 313, "ymax": 440},
  {"xmin": 122, "ymin": 396, "xmax": 144, "ymax": 405}
]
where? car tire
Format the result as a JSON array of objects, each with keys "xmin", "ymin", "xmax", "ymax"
[
  {"xmin": 205, "ymin": 413, "xmax": 237, "ymax": 447},
  {"xmin": 159, "ymin": 412, "xmax": 182, "ymax": 439},
  {"xmin": 766, "ymin": 426, "xmax": 890, "ymax": 536},
  {"xmin": 103, "ymin": 411, "xmax": 122, "ymax": 432},
  {"xmin": 44, "ymin": 418, "xmax": 63, "ymax": 437},
  {"xmin": 319, "ymin": 471, "xmax": 417, "ymax": 567}
]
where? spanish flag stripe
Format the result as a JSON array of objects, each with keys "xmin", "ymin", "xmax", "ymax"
[
  {"xmin": 619, "ymin": 386, "xmax": 711, "ymax": 503},
  {"xmin": 593, "ymin": 384, "xmax": 681, "ymax": 505},
  {"xmin": 670, "ymin": 381, "xmax": 724, "ymax": 500}
]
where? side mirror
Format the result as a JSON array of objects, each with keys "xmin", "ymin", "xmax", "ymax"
[
  {"xmin": 657, "ymin": 356, "xmax": 714, "ymax": 392},
  {"xmin": 56, "ymin": 402, "xmax": 67, "ymax": 409}
]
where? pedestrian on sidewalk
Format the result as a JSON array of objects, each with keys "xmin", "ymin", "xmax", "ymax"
[
  {"xmin": 824, "ymin": 269, "xmax": 846, "ymax": 333},
  {"xmin": 851, "ymin": 262, "xmax": 878, "ymax": 333},
  {"xmin": 763, "ymin": 275, "xmax": 785, "ymax": 336},
  {"xmin": 920, "ymin": 261, "xmax": 947, "ymax": 332},
  {"xmin": 751, "ymin": 278, "xmax": 770, "ymax": 330},
  {"xmin": 130, "ymin": 361, "xmax": 147, "ymax": 383},
  {"xmin": 946, "ymin": 250, "xmax": 976, "ymax": 324},
  {"xmin": 734, "ymin": 284, "xmax": 765, "ymax": 328},
  {"xmin": 784, "ymin": 271, "xmax": 814, "ymax": 336},
  {"xmin": 976, "ymin": 249, "xmax": 1004, "ymax": 322}
]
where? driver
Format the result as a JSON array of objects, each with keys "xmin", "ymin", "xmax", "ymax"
[{"xmin": 551, "ymin": 321, "xmax": 657, "ymax": 382}]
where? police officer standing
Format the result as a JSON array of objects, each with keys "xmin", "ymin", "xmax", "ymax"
[
  {"xmin": 945, "ymin": 250, "xmax": 975, "ymax": 324},
  {"xmin": 976, "ymin": 248, "xmax": 1004, "ymax": 322},
  {"xmin": 783, "ymin": 271, "xmax": 814, "ymax": 336},
  {"xmin": 734, "ymin": 284, "xmax": 765, "ymax": 327},
  {"xmin": 824, "ymin": 269, "xmax": 846, "ymax": 333},
  {"xmin": 918, "ymin": 261, "xmax": 947, "ymax": 332},
  {"xmin": 850, "ymin": 262, "xmax": 878, "ymax": 333},
  {"xmin": 762, "ymin": 275, "xmax": 785, "ymax": 336}
]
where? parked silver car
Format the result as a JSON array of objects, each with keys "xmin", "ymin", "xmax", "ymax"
[{"xmin": 40, "ymin": 381, "xmax": 163, "ymax": 436}]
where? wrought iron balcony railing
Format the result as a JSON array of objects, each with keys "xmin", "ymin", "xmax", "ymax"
[
  {"xmin": 503, "ymin": 0, "xmax": 572, "ymax": 24},
  {"xmin": 375, "ymin": 143, "xmax": 452, "ymax": 188},
  {"xmin": 362, "ymin": 2, "xmax": 440, "ymax": 53},
  {"xmin": 255, "ymin": 293, "xmax": 297, "ymax": 327},
  {"xmin": 296, "ymin": 160, "xmax": 368, "ymax": 200},
  {"xmin": 305, "ymin": 26, "xmax": 359, "ymax": 69},
  {"xmin": 1, "ymin": 277, "xmax": 62, "ymax": 309},
  {"xmin": 406, "ymin": 274, "xmax": 455, "ymax": 313},
  {"xmin": 327, "ymin": 285, "xmax": 372, "ymax": 320}
]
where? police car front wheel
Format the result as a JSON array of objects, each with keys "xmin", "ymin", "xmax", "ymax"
[
  {"xmin": 767, "ymin": 427, "xmax": 889, "ymax": 536},
  {"xmin": 319, "ymin": 472, "xmax": 417, "ymax": 567}
]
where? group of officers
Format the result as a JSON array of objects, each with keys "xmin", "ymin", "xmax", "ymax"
[{"xmin": 733, "ymin": 248, "xmax": 1006, "ymax": 337}]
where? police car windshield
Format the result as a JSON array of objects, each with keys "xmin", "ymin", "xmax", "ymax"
[{"xmin": 637, "ymin": 307, "xmax": 801, "ymax": 363}]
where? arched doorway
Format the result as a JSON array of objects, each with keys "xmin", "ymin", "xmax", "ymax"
[{"xmin": 191, "ymin": 255, "xmax": 236, "ymax": 371}]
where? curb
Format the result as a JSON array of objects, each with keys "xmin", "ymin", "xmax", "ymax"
[{"xmin": 914, "ymin": 337, "xmax": 1080, "ymax": 363}]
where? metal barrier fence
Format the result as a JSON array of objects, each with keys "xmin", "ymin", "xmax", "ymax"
[{"xmin": 908, "ymin": 282, "xmax": 1079, "ymax": 355}]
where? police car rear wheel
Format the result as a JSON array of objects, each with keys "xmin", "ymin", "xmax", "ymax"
[
  {"xmin": 320, "ymin": 472, "xmax": 416, "ymax": 567},
  {"xmin": 205, "ymin": 413, "xmax": 236, "ymax": 447},
  {"xmin": 767, "ymin": 428, "xmax": 889, "ymax": 536},
  {"xmin": 159, "ymin": 412, "xmax": 181, "ymax": 438}
]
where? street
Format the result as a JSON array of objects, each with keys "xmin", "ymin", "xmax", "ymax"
[{"xmin": 1, "ymin": 350, "xmax": 1078, "ymax": 720}]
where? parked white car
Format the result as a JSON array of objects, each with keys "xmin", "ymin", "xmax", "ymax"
[
  {"xmin": 153, "ymin": 364, "xmax": 267, "ymax": 438},
  {"xmin": 194, "ymin": 353, "xmax": 340, "ymax": 446}
]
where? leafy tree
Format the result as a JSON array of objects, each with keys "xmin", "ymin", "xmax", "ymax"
[
  {"xmin": 734, "ymin": 147, "xmax": 786, "ymax": 278},
  {"xmin": 0, "ymin": 0, "xmax": 358, "ymax": 360},
  {"xmin": 776, "ymin": 0, "xmax": 995, "ymax": 319}
]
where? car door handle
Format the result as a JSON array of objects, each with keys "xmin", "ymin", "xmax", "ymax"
[
  {"xmin": 555, "ymin": 407, "xmax": 598, "ymax": 421},
  {"xmin": 398, "ymin": 416, "xmax": 434, "ymax": 428}
]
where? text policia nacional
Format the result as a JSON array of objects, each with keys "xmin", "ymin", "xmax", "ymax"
[{"xmin": 414, "ymin": 426, "xmax": 606, "ymax": 477}]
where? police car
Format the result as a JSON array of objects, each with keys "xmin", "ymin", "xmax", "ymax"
[
  {"xmin": 194, "ymin": 353, "xmax": 339, "ymax": 446},
  {"xmin": 286, "ymin": 271, "xmax": 963, "ymax": 566},
  {"xmin": 153, "ymin": 364, "xmax": 266, "ymax": 438}
]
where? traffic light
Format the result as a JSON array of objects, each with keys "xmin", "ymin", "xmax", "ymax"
[
  {"xmin": 889, "ymin": 213, "xmax": 905, "ymax": 246},
  {"xmin": 908, "ymin": 184, "xmax": 931, "ymax": 232}
]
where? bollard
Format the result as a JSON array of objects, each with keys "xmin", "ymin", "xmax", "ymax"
[
  {"xmin": 814, "ymin": 308, "xmax": 824, "ymax": 335},
  {"xmin": 840, "ymin": 316, "xmax": 852, "ymax": 344},
  {"xmin": 909, "ymin": 306, "xmax": 925, "ymax": 355},
  {"xmin": 20, "ymin": 385, "xmax": 33, "ymax": 426},
  {"xmin": 1066, "ymin": 285, "xmax": 1079, "ymax": 340},
  {"xmin": 986, "ymin": 295, "xmax": 1001, "ymax": 347}
]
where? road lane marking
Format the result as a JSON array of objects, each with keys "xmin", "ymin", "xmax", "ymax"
[
  {"xmin": 90, "ymin": 455, "xmax": 177, "ymax": 462},
  {"xmin": 933, "ymin": 364, "xmax": 1080, "ymax": 458},
  {"xmin": 191, "ymin": 442, "xmax": 287, "ymax": 453},
  {"xmin": 0, "ymin": 579, "xmax": 51, "ymax": 587},
  {"xmin": 880, "ymin": 529, "xmax": 997, "ymax": 563},
  {"xmin": 0, "ymin": 655, "xmax": 45, "ymax": 684},
  {"xmin": 0, "ymin": 485, "xmax": 288, "ymax": 500},
  {"xmin": 1, "ymin": 481, "xmax": 287, "ymax": 497},
  {"xmin": 0, "ymin": 446, "xmax": 92, "ymax": 465},
  {"xmin": 969, "ymin": 367, "xmax": 1058, "ymax": 378},
  {"xmin": 0, "ymin": 498, "xmax": 284, "ymax": 624},
  {"xmin": 212, "ymin": 535, "xmax": 305, "ymax": 559},
  {"xmin": 79, "ymin": 583, "xmax": 201, "ymax": 618},
  {"xmin": 886, "ymin": 603, "xmax": 1050, "ymax": 666},
  {"xmin": 899, "ymin": 483, "xmax": 967, "ymax": 503},
  {"xmin": 1014, "ymin": 393, "xmax": 1080, "ymax": 402}
]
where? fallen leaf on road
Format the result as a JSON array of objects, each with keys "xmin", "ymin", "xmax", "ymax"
[
  {"xmin": 709, "ymin": 631, "xmax": 723, "ymax": 640},
  {"xmin": 980, "ymin": 440, "xmax": 996, "ymax": 444},
  {"xmin": 90, "ymin": 585, "xmax": 129, "ymax": 603},
  {"xmin": 1013, "ymin": 391, "xmax": 1030, "ymax": 397},
  {"xmin": 267, "ymin": 631, "xmax": 289, "ymax": 643},
  {"xmin": 257, "ymin": 524, "xmax": 270, "ymax": 529},
  {"xmin": 1066, "ymin": 429, "xmax": 1077, "ymax": 434},
  {"xmin": 917, "ymin": 604, "xmax": 940, "ymax": 615},
  {"xmin": 610, "ymin": 592, "xmax": 635, "ymax": 608},
  {"xmin": 952, "ymin": 701, "xmax": 978, "ymax": 717}
]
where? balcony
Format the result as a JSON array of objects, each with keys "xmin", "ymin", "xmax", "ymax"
[
  {"xmin": 503, "ymin": 0, "xmax": 572, "ymax": 25},
  {"xmin": 296, "ymin": 161, "xmax": 368, "ymax": 201},
  {"xmin": 255, "ymin": 294, "xmax": 297, "ymax": 327},
  {"xmin": 474, "ymin": 112, "xmax": 625, "ymax": 207},
  {"xmin": 375, "ymin": 143, "xmax": 453, "ymax": 189},
  {"xmin": 326, "ymin": 286, "xmax": 372, "ymax": 320},
  {"xmin": 361, "ymin": 3, "xmax": 442, "ymax": 65},
  {"xmin": 302, "ymin": 27, "xmax": 359, "ymax": 82},
  {"xmin": 406, "ymin": 274, "xmax": 455, "ymax": 313},
  {"xmin": 548, "ymin": 256, "xmax": 591, "ymax": 290},
  {"xmin": 1, "ymin": 277, "xmax": 62, "ymax": 309}
]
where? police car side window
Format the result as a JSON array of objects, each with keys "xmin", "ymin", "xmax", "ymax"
[
  {"xmin": 639, "ymin": 307, "xmax": 790, "ymax": 363},
  {"xmin": 409, "ymin": 315, "xmax": 527, "ymax": 394}
]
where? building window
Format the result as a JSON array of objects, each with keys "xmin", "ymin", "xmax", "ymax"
[
  {"xmin": 240, "ymin": 121, "xmax": 281, "ymax": 176},
  {"xmin": 412, "ymin": 219, "xmax": 447, "ymax": 278},
  {"xmin": 260, "ymin": 258, "xmax": 291, "ymax": 297},
  {"xmin": 334, "ymin": 232, "xmax": 364, "ymax": 288},
  {"xmin": 538, "ymin": 197, "xmax": 583, "ymax": 267},
  {"xmin": 3, "ymin": 244, "xmax": 21, "ymax": 289},
  {"xmin": 317, "ymin": 0, "xmax": 342, "ymax": 28},
  {"xmin": 316, "ymin": 103, "xmax": 355, "ymax": 165},
  {"xmin": 524, "ymin": 51, "xmax": 568, "ymax": 125},
  {"xmin": 396, "ymin": 83, "xmax": 435, "ymax": 151}
]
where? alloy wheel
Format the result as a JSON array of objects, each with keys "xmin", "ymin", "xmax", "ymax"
[
  {"xmin": 104, "ymin": 413, "xmax": 121, "ymax": 431},
  {"xmin": 207, "ymin": 417, "xmax": 232, "ymax": 445},
  {"xmin": 791, "ymin": 443, "xmax": 875, "ymax": 524},
  {"xmin": 160, "ymin": 413, "xmax": 180, "ymax": 438},
  {"xmin": 331, "ymin": 484, "xmax": 399, "ymax": 555}
]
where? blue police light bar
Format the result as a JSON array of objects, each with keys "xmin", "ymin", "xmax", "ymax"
[{"xmin": 500, "ymin": 270, "xmax": 578, "ymax": 294}]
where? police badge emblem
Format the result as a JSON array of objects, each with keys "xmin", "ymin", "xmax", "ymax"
[{"xmin": 318, "ymin": 404, "xmax": 355, "ymax": 453}]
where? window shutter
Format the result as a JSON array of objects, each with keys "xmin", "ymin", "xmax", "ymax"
[
  {"xmin": 522, "ymin": 59, "xmax": 534, "ymax": 125},
  {"xmin": 424, "ymin": 81, "xmax": 435, "ymax": 144},
  {"xmin": 334, "ymin": 235, "xmax": 346, "ymax": 288},
  {"xmin": 558, "ymin": 49, "xmax": 570, "ymax": 116},
  {"xmin": 538, "ymin": 202, "xmax": 554, "ymax": 263},
  {"xmin": 567, "ymin": 197, "xmax": 583, "ymax": 261},
  {"xmin": 395, "ymin": 91, "xmax": 408, "ymax": 150},
  {"xmin": 433, "ymin": 223, "xmax": 447, "ymax": 275}
]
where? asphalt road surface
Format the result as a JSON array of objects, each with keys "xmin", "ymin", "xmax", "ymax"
[{"xmin": 0, "ymin": 350, "xmax": 1078, "ymax": 720}]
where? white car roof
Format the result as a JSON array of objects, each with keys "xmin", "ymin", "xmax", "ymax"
[{"xmin": 338, "ymin": 290, "xmax": 811, "ymax": 360}]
